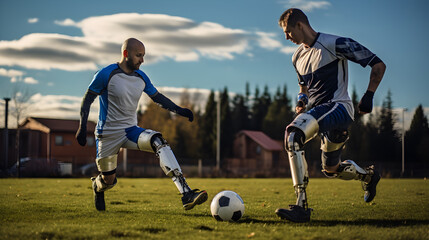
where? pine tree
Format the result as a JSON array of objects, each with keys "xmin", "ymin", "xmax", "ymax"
[
  {"xmin": 262, "ymin": 85, "xmax": 293, "ymax": 140},
  {"xmin": 174, "ymin": 90, "xmax": 200, "ymax": 160},
  {"xmin": 250, "ymin": 85, "xmax": 271, "ymax": 131},
  {"xmin": 198, "ymin": 90, "xmax": 217, "ymax": 162},
  {"xmin": 231, "ymin": 94, "xmax": 249, "ymax": 134},
  {"xmin": 405, "ymin": 104, "xmax": 429, "ymax": 176},
  {"xmin": 373, "ymin": 90, "xmax": 400, "ymax": 170},
  {"xmin": 344, "ymin": 87, "xmax": 369, "ymax": 163},
  {"xmin": 220, "ymin": 87, "xmax": 233, "ymax": 158}
]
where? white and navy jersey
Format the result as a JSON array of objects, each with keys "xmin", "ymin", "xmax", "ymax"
[
  {"xmin": 88, "ymin": 63, "xmax": 158, "ymax": 134},
  {"xmin": 292, "ymin": 32, "xmax": 379, "ymax": 119}
]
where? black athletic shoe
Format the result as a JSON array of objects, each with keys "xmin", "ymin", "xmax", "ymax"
[
  {"xmin": 363, "ymin": 167, "xmax": 380, "ymax": 203},
  {"xmin": 91, "ymin": 177, "xmax": 105, "ymax": 211},
  {"xmin": 275, "ymin": 205, "xmax": 311, "ymax": 223},
  {"xmin": 182, "ymin": 189, "xmax": 208, "ymax": 210}
]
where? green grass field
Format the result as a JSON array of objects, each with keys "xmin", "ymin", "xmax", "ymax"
[{"xmin": 1, "ymin": 178, "xmax": 428, "ymax": 240}]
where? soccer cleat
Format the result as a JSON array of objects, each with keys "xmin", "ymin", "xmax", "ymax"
[
  {"xmin": 91, "ymin": 177, "xmax": 106, "ymax": 211},
  {"xmin": 182, "ymin": 189, "xmax": 208, "ymax": 210},
  {"xmin": 275, "ymin": 205, "xmax": 311, "ymax": 223},
  {"xmin": 362, "ymin": 166, "xmax": 380, "ymax": 203}
]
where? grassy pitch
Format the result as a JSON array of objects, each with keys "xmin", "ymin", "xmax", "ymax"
[{"xmin": 0, "ymin": 178, "xmax": 428, "ymax": 240}]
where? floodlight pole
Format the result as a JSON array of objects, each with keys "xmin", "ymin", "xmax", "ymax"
[
  {"xmin": 216, "ymin": 91, "xmax": 221, "ymax": 172},
  {"xmin": 3, "ymin": 98, "xmax": 11, "ymax": 170},
  {"xmin": 401, "ymin": 108, "xmax": 407, "ymax": 177}
]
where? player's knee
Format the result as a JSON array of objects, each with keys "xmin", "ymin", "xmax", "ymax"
[
  {"xmin": 137, "ymin": 129, "xmax": 162, "ymax": 152},
  {"xmin": 284, "ymin": 113, "xmax": 319, "ymax": 152},
  {"xmin": 151, "ymin": 135, "xmax": 168, "ymax": 152},
  {"xmin": 94, "ymin": 174, "xmax": 117, "ymax": 192},
  {"xmin": 285, "ymin": 128, "xmax": 305, "ymax": 152},
  {"xmin": 102, "ymin": 172, "xmax": 116, "ymax": 185},
  {"xmin": 321, "ymin": 130, "xmax": 348, "ymax": 152},
  {"xmin": 96, "ymin": 155, "xmax": 117, "ymax": 176}
]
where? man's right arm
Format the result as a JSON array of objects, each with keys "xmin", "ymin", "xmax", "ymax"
[{"xmin": 75, "ymin": 90, "xmax": 97, "ymax": 146}]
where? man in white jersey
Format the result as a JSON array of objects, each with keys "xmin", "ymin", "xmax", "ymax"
[
  {"xmin": 75, "ymin": 38, "xmax": 208, "ymax": 211},
  {"xmin": 275, "ymin": 9, "xmax": 386, "ymax": 222}
]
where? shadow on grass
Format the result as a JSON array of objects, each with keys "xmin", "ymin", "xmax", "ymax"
[
  {"xmin": 307, "ymin": 219, "xmax": 429, "ymax": 227},
  {"xmin": 239, "ymin": 217, "xmax": 283, "ymax": 224},
  {"xmin": 233, "ymin": 217, "xmax": 429, "ymax": 227}
]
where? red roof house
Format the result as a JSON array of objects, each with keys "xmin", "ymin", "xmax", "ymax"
[{"xmin": 225, "ymin": 130, "xmax": 289, "ymax": 177}]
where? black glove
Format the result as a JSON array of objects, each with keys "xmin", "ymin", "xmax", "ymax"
[
  {"xmin": 75, "ymin": 126, "xmax": 87, "ymax": 146},
  {"xmin": 358, "ymin": 90, "xmax": 374, "ymax": 113},
  {"xmin": 177, "ymin": 107, "xmax": 194, "ymax": 122}
]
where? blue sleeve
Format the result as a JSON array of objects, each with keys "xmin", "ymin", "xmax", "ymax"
[
  {"xmin": 136, "ymin": 70, "xmax": 158, "ymax": 96},
  {"xmin": 88, "ymin": 64, "xmax": 117, "ymax": 94},
  {"xmin": 335, "ymin": 38, "xmax": 376, "ymax": 68}
]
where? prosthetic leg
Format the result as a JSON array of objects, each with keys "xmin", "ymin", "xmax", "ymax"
[
  {"xmin": 276, "ymin": 113, "xmax": 318, "ymax": 222},
  {"xmin": 320, "ymin": 132, "xmax": 381, "ymax": 202},
  {"xmin": 138, "ymin": 130, "xmax": 208, "ymax": 210},
  {"xmin": 92, "ymin": 155, "xmax": 119, "ymax": 211}
]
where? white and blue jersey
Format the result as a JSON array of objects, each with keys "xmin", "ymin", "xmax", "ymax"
[
  {"xmin": 88, "ymin": 63, "xmax": 158, "ymax": 134},
  {"xmin": 293, "ymin": 32, "xmax": 379, "ymax": 121}
]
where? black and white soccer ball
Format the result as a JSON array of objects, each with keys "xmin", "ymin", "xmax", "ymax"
[{"xmin": 210, "ymin": 191, "xmax": 245, "ymax": 221}]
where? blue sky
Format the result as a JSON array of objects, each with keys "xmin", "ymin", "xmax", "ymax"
[{"xmin": 0, "ymin": 0, "xmax": 428, "ymax": 128}]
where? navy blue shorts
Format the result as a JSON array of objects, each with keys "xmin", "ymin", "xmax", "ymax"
[{"xmin": 307, "ymin": 102, "xmax": 353, "ymax": 134}]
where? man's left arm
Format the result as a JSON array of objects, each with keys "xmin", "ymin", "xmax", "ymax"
[
  {"xmin": 335, "ymin": 37, "xmax": 386, "ymax": 114},
  {"xmin": 151, "ymin": 92, "xmax": 194, "ymax": 122},
  {"xmin": 358, "ymin": 60, "xmax": 386, "ymax": 114}
]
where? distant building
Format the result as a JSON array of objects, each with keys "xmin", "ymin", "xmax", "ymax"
[
  {"xmin": 224, "ymin": 130, "xmax": 289, "ymax": 177},
  {"xmin": 0, "ymin": 117, "xmax": 96, "ymax": 173},
  {"xmin": 1, "ymin": 117, "xmax": 162, "ymax": 177},
  {"xmin": 18, "ymin": 117, "xmax": 97, "ymax": 165}
]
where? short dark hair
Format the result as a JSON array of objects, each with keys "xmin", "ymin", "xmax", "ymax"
[{"xmin": 278, "ymin": 8, "xmax": 309, "ymax": 27}]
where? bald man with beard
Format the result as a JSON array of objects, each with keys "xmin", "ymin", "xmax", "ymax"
[{"xmin": 76, "ymin": 38, "xmax": 208, "ymax": 211}]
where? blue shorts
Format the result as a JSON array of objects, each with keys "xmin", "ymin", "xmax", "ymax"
[{"xmin": 307, "ymin": 102, "xmax": 353, "ymax": 134}]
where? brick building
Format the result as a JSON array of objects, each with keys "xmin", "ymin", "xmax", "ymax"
[{"xmin": 225, "ymin": 130, "xmax": 289, "ymax": 177}]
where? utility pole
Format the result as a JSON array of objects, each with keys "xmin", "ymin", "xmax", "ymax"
[
  {"xmin": 401, "ymin": 108, "xmax": 407, "ymax": 177},
  {"xmin": 216, "ymin": 91, "xmax": 221, "ymax": 173},
  {"xmin": 3, "ymin": 98, "xmax": 11, "ymax": 170}
]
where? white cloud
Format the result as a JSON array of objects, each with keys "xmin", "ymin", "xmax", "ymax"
[
  {"xmin": 255, "ymin": 32, "xmax": 283, "ymax": 50},
  {"xmin": 282, "ymin": 0, "xmax": 331, "ymax": 12},
  {"xmin": 0, "ymin": 68, "xmax": 25, "ymax": 77},
  {"xmin": 23, "ymin": 77, "xmax": 38, "ymax": 84},
  {"xmin": 28, "ymin": 18, "xmax": 39, "ymax": 24},
  {"xmin": 0, "ymin": 68, "xmax": 38, "ymax": 84},
  {"xmin": 0, "ymin": 13, "xmax": 291, "ymax": 71},
  {"xmin": 280, "ymin": 46, "xmax": 298, "ymax": 54},
  {"xmin": 0, "ymin": 68, "xmax": 39, "ymax": 84},
  {"xmin": 54, "ymin": 18, "xmax": 77, "ymax": 26}
]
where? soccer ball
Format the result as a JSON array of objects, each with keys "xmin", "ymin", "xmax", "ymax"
[{"xmin": 210, "ymin": 191, "xmax": 245, "ymax": 221}]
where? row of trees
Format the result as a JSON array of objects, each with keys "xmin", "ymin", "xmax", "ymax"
[{"xmin": 138, "ymin": 83, "xmax": 429, "ymax": 177}]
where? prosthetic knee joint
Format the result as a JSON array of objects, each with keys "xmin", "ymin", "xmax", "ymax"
[
  {"xmin": 320, "ymin": 131, "xmax": 370, "ymax": 182},
  {"xmin": 284, "ymin": 113, "xmax": 319, "ymax": 208},
  {"xmin": 94, "ymin": 155, "xmax": 118, "ymax": 192},
  {"xmin": 93, "ymin": 174, "xmax": 117, "ymax": 192},
  {"xmin": 138, "ymin": 130, "xmax": 191, "ymax": 193}
]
